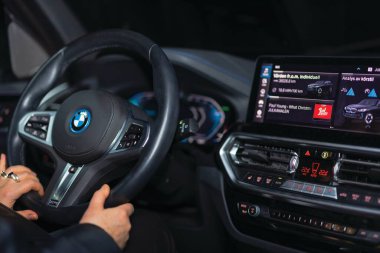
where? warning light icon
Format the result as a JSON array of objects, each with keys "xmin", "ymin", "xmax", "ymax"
[{"xmin": 304, "ymin": 150, "xmax": 311, "ymax": 157}]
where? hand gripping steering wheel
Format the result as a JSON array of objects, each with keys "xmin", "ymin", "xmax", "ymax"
[{"xmin": 7, "ymin": 30, "xmax": 179, "ymax": 225}]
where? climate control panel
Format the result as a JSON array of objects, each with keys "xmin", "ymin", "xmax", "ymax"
[{"xmin": 219, "ymin": 132, "xmax": 380, "ymax": 208}]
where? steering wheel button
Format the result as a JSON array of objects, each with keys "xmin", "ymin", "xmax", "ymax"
[
  {"xmin": 121, "ymin": 133, "xmax": 128, "ymax": 141},
  {"xmin": 125, "ymin": 141, "xmax": 132, "ymax": 148},
  {"xmin": 24, "ymin": 127, "xmax": 32, "ymax": 133},
  {"xmin": 127, "ymin": 134, "xmax": 137, "ymax": 140},
  {"xmin": 38, "ymin": 132, "xmax": 47, "ymax": 140},
  {"xmin": 32, "ymin": 122, "xmax": 44, "ymax": 130},
  {"xmin": 26, "ymin": 122, "xmax": 32, "ymax": 128},
  {"xmin": 30, "ymin": 115, "xmax": 39, "ymax": 122},
  {"xmin": 40, "ymin": 116, "xmax": 50, "ymax": 123},
  {"xmin": 68, "ymin": 166, "xmax": 77, "ymax": 174},
  {"xmin": 116, "ymin": 142, "xmax": 125, "ymax": 150},
  {"xmin": 132, "ymin": 140, "xmax": 138, "ymax": 146},
  {"xmin": 41, "ymin": 125, "xmax": 48, "ymax": 132},
  {"xmin": 129, "ymin": 125, "xmax": 138, "ymax": 132}
]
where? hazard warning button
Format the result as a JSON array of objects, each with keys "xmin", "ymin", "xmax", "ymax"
[{"xmin": 300, "ymin": 148, "xmax": 316, "ymax": 158}]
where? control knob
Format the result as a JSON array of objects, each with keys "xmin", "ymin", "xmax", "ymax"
[
  {"xmin": 248, "ymin": 205, "xmax": 260, "ymax": 217},
  {"xmin": 288, "ymin": 155, "xmax": 299, "ymax": 174}
]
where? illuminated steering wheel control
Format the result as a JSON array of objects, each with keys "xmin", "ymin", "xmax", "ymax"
[
  {"xmin": 24, "ymin": 115, "xmax": 51, "ymax": 140},
  {"xmin": 116, "ymin": 124, "xmax": 144, "ymax": 150}
]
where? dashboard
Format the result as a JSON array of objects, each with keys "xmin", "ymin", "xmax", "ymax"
[
  {"xmin": 129, "ymin": 91, "xmax": 233, "ymax": 145},
  {"xmin": 10, "ymin": 49, "xmax": 380, "ymax": 252},
  {"xmin": 0, "ymin": 49, "xmax": 251, "ymax": 154},
  {"xmin": 219, "ymin": 56, "xmax": 380, "ymax": 252}
]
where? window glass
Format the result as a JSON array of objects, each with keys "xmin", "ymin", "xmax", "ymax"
[{"xmin": 65, "ymin": 0, "xmax": 380, "ymax": 59}]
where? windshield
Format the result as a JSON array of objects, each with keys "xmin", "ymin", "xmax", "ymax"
[
  {"xmin": 359, "ymin": 99, "xmax": 378, "ymax": 106},
  {"xmin": 65, "ymin": 0, "xmax": 380, "ymax": 59}
]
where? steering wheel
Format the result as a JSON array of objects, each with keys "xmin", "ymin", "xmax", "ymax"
[{"xmin": 6, "ymin": 30, "xmax": 179, "ymax": 225}]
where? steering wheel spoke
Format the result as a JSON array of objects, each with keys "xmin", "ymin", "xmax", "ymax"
[
  {"xmin": 18, "ymin": 111, "xmax": 56, "ymax": 151},
  {"xmin": 43, "ymin": 163, "xmax": 85, "ymax": 207}
]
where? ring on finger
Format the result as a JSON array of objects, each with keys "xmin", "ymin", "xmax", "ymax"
[
  {"xmin": 7, "ymin": 172, "xmax": 20, "ymax": 183},
  {"xmin": 0, "ymin": 171, "xmax": 7, "ymax": 178}
]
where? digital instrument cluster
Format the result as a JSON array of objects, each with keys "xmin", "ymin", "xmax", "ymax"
[{"xmin": 129, "ymin": 92, "xmax": 233, "ymax": 145}]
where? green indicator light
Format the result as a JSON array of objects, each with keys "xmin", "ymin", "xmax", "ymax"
[{"xmin": 222, "ymin": 106, "xmax": 230, "ymax": 112}]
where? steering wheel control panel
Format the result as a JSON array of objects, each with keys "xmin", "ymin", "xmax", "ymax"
[
  {"xmin": 219, "ymin": 132, "xmax": 380, "ymax": 250},
  {"xmin": 24, "ymin": 114, "xmax": 51, "ymax": 140},
  {"xmin": 116, "ymin": 123, "xmax": 144, "ymax": 150}
]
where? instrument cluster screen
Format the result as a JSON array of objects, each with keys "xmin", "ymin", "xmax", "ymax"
[{"xmin": 251, "ymin": 58, "xmax": 380, "ymax": 135}]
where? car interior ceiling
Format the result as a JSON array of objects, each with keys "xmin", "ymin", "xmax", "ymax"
[{"xmin": 3, "ymin": 1, "xmax": 380, "ymax": 253}]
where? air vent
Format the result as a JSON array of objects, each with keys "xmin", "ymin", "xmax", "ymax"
[
  {"xmin": 229, "ymin": 141, "xmax": 298, "ymax": 174},
  {"xmin": 338, "ymin": 155, "xmax": 380, "ymax": 186}
]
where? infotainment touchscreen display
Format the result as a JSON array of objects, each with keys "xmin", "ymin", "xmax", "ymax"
[{"xmin": 250, "ymin": 57, "xmax": 380, "ymax": 135}]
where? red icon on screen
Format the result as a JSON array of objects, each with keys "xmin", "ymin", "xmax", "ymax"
[
  {"xmin": 301, "ymin": 166, "xmax": 311, "ymax": 176},
  {"xmin": 313, "ymin": 104, "xmax": 332, "ymax": 120},
  {"xmin": 318, "ymin": 170, "xmax": 329, "ymax": 177},
  {"xmin": 300, "ymin": 161, "xmax": 330, "ymax": 181},
  {"xmin": 310, "ymin": 162, "xmax": 320, "ymax": 178},
  {"xmin": 304, "ymin": 150, "xmax": 311, "ymax": 157}
]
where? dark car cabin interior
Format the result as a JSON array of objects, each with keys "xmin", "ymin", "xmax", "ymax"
[{"xmin": 2, "ymin": 1, "xmax": 380, "ymax": 253}]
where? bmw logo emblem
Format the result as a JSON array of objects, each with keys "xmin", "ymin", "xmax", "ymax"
[{"xmin": 70, "ymin": 109, "xmax": 91, "ymax": 133}]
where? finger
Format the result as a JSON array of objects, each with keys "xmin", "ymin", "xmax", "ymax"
[
  {"xmin": 15, "ymin": 178, "xmax": 45, "ymax": 197},
  {"xmin": 0, "ymin": 154, "xmax": 6, "ymax": 171},
  {"xmin": 118, "ymin": 203, "xmax": 134, "ymax": 216},
  {"xmin": 7, "ymin": 166, "xmax": 36, "ymax": 176},
  {"xmin": 16, "ymin": 172, "xmax": 41, "ymax": 183},
  {"xmin": 88, "ymin": 184, "xmax": 110, "ymax": 211},
  {"xmin": 17, "ymin": 210, "xmax": 38, "ymax": 221}
]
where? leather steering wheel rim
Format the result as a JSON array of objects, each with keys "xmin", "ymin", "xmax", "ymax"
[{"xmin": 6, "ymin": 30, "xmax": 179, "ymax": 224}]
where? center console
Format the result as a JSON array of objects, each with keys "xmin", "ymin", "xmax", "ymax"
[{"xmin": 219, "ymin": 56, "xmax": 380, "ymax": 252}]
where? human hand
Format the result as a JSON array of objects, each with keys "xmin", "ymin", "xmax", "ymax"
[
  {"xmin": 0, "ymin": 154, "xmax": 44, "ymax": 220},
  {"xmin": 80, "ymin": 184, "xmax": 134, "ymax": 249}
]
